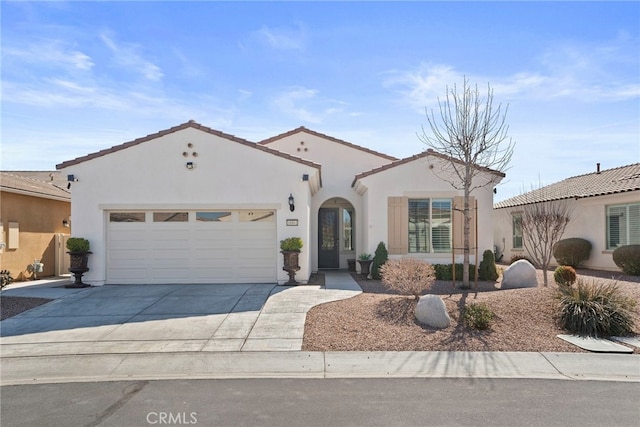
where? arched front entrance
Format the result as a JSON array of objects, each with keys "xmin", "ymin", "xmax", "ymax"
[{"xmin": 318, "ymin": 198, "xmax": 355, "ymax": 269}]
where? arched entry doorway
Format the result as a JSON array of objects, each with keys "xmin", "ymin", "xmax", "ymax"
[{"xmin": 318, "ymin": 198, "xmax": 355, "ymax": 269}]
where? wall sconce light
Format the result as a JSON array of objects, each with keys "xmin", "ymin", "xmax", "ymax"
[
  {"xmin": 62, "ymin": 219, "xmax": 70, "ymax": 228},
  {"xmin": 67, "ymin": 174, "xmax": 78, "ymax": 189},
  {"xmin": 302, "ymin": 174, "xmax": 309, "ymax": 182},
  {"xmin": 186, "ymin": 162, "xmax": 194, "ymax": 170},
  {"xmin": 288, "ymin": 193, "xmax": 295, "ymax": 212}
]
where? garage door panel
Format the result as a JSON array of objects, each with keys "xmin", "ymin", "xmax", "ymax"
[{"xmin": 107, "ymin": 209, "xmax": 277, "ymax": 284}]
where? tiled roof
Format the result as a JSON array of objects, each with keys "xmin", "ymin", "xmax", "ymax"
[
  {"xmin": 259, "ymin": 126, "xmax": 398, "ymax": 161},
  {"xmin": 55, "ymin": 121, "xmax": 323, "ymax": 172},
  {"xmin": 352, "ymin": 148, "xmax": 506, "ymax": 187},
  {"xmin": 494, "ymin": 163, "xmax": 640, "ymax": 209},
  {"xmin": 1, "ymin": 171, "xmax": 71, "ymax": 200}
]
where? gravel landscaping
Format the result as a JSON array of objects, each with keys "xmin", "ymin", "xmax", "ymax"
[
  {"xmin": 303, "ymin": 268, "xmax": 640, "ymax": 353},
  {"xmin": 1, "ymin": 296, "xmax": 52, "ymax": 321}
]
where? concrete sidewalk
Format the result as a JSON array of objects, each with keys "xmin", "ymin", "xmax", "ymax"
[{"xmin": 1, "ymin": 273, "xmax": 639, "ymax": 385}]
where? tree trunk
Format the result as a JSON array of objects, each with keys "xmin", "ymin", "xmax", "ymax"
[{"xmin": 461, "ymin": 169, "xmax": 471, "ymax": 289}]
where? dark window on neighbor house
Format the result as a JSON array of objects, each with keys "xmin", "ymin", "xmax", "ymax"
[
  {"xmin": 408, "ymin": 198, "xmax": 452, "ymax": 253},
  {"xmin": 512, "ymin": 213, "xmax": 523, "ymax": 249},
  {"xmin": 607, "ymin": 203, "xmax": 640, "ymax": 249},
  {"xmin": 109, "ymin": 212, "xmax": 145, "ymax": 222},
  {"xmin": 343, "ymin": 209, "xmax": 353, "ymax": 251},
  {"xmin": 153, "ymin": 212, "xmax": 188, "ymax": 222}
]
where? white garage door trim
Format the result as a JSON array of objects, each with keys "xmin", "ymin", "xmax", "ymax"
[{"xmin": 106, "ymin": 210, "xmax": 277, "ymax": 284}]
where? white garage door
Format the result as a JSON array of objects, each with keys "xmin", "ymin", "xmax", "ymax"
[{"xmin": 107, "ymin": 210, "xmax": 277, "ymax": 284}]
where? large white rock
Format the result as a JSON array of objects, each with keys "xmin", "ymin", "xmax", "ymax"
[
  {"xmin": 415, "ymin": 295, "xmax": 451, "ymax": 329},
  {"xmin": 501, "ymin": 259, "xmax": 538, "ymax": 289}
]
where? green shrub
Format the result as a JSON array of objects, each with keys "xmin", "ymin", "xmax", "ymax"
[
  {"xmin": 280, "ymin": 237, "xmax": 303, "ymax": 252},
  {"xmin": 612, "ymin": 245, "xmax": 640, "ymax": 276},
  {"xmin": 433, "ymin": 263, "xmax": 477, "ymax": 281},
  {"xmin": 371, "ymin": 242, "xmax": 388, "ymax": 280},
  {"xmin": 556, "ymin": 280, "xmax": 636, "ymax": 337},
  {"xmin": 464, "ymin": 302, "xmax": 495, "ymax": 330},
  {"xmin": 553, "ymin": 265, "xmax": 577, "ymax": 286},
  {"xmin": 478, "ymin": 249, "xmax": 499, "ymax": 281},
  {"xmin": 380, "ymin": 258, "xmax": 436, "ymax": 299},
  {"xmin": 66, "ymin": 237, "xmax": 90, "ymax": 253},
  {"xmin": 553, "ymin": 238, "xmax": 592, "ymax": 268},
  {"xmin": 358, "ymin": 253, "xmax": 372, "ymax": 261}
]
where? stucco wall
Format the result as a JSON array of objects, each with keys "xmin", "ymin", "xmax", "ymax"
[
  {"xmin": 262, "ymin": 131, "xmax": 393, "ymax": 270},
  {"xmin": 0, "ymin": 191, "xmax": 70, "ymax": 280},
  {"xmin": 59, "ymin": 127, "xmax": 319, "ymax": 285},
  {"xmin": 357, "ymin": 155, "xmax": 499, "ymax": 265},
  {"xmin": 493, "ymin": 191, "xmax": 639, "ymax": 271}
]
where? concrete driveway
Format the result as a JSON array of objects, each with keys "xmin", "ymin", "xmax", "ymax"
[{"xmin": 0, "ymin": 273, "xmax": 361, "ymax": 355}]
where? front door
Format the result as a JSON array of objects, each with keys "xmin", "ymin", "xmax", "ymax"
[{"xmin": 318, "ymin": 208, "xmax": 339, "ymax": 268}]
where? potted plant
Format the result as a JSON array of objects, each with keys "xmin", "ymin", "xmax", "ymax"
[
  {"xmin": 357, "ymin": 253, "xmax": 373, "ymax": 279},
  {"xmin": 66, "ymin": 237, "xmax": 92, "ymax": 288},
  {"xmin": 280, "ymin": 237, "xmax": 303, "ymax": 285}
]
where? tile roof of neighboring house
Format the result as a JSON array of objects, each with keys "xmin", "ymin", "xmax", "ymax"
[
  {"xmin": 494, "ymin": 163, "xmax": 640, "ymax": 209},
  {"xmin": 1, "ymin": 171, "xmax": 71, "ymax": 201},
  {"xmin": 55, "ymin": 121, "xmax": 323, "ymax": 173},
  {"xmin": 259, "ymin": 126, "xmax": 399, "ymax": 162},
  {"xmin": 352, "ymin": 148, "xmax": 506, "ymax": 187}
]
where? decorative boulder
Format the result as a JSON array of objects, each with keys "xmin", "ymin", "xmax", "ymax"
[
  {"xmin": 415, "ymin": 295, "xmax": 451, "ymax": 329},
  {"xmin": 502, "ymin": 259, "xmax": 537, "ymax": 289}
]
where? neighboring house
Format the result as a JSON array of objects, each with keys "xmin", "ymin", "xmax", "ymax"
[
  {"xmin": 0, "ymin": 171, "xmax": 71, "ymax": 280},
  {"xmin": 56, "ymin": 120, "xmax": 504, "ymax": 286},
  {"xmin": 494, "ymin": 163, "xmax": 640, "ymax": 271}
]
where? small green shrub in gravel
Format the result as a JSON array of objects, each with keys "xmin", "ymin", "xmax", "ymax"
[
  {"xmin": 464, "ymin": 302, "xmax": 495, "ymax": 330},
  {"xmin": 478, "ymin": 249, "xmax": 499, "ymax": 281},
  {"xmin": 371, "ymin": 242, "xmax": 388, "ymax": 280},
  {"xmin": 555, "ymin": 279, "xmax": 636, "ymax": 337},
  {"xmin": 553, "ymin": 265, "xmax": 577, "ymax": 287}
]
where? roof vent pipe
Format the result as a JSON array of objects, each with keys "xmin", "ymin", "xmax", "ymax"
[{"xmin": 597, "ymin": 163, "xmax": 601, "ymax": 174}]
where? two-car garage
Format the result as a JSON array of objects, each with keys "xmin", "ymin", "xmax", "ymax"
[{"xmin": 106, "ymin": 209, "xmax": 277, "ymax": 284}]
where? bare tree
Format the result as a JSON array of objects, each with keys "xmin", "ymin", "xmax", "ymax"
[
  {"xmin": 419, "ymin": 77, "xmax": 515, "ymax": 289},
  {"xmin": 520, "ymin": 197, "xmax": 572, "ymax": 287}
]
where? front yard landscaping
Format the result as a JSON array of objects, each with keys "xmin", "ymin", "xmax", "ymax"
[{"xmin": 302, "ymin": 268, "xmax": 640, "ymax": 353}]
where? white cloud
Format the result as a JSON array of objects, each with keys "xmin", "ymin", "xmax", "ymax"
[
  {"xmin": 100, "ymin": 32, "xmax": 163, "ymax": 81},
  {"xmin": 272, "ymin": 87, "xmax": 347, "ymax": 124},
  {"xmin": 3, "ymin": 40, "xmax": 94, "ymax": 71},
  {"xmin": 253, "ymin": 23, "xmax": 307, "ymax": 50}
]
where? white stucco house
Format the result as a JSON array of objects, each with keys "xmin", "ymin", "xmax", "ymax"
[
  {"xmin": 56, "ymin": 120, "xmax": 504, "ymax": 285},
  {"xmin": 494, "ymin": 163, "xmax": 640, "ymax": 271}
]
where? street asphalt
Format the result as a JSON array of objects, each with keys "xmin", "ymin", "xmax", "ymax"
[{"xmin": 1, "ymin": 272, "xmax": 638, "ymax": 386}]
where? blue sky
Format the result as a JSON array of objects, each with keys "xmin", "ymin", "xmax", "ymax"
[{"xmin": 2, "ymin": 1, "xmax": 639, "ymax": 201}]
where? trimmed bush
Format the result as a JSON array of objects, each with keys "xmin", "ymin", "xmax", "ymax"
[
  {"xmin": 66, "ymin": 237, "xmax": 90, "ymax": 253},
  {"xmin": 380, "ymin": 258, "xmax": 436, "ymax": 299},
  {"xmin": 553, "ymin": 265, "xmax": 577, "ymax": 287},
  {"xmin": 280, "ymin": 237, "xmax": 303, "ymax": 252},
  {"xmin": 433, "ymin": 263, "xmax": 477, "ymax": 281},
  {"xmin": 371, "ymin": 242, "xmax": 388, "ymax": 280},
  {"xmin": 555, "ymin": 279, "xmax": 636, "ymax": 337},
  {"xmin": 553, "ymin": 238, "xmax": 592, "ymax": 268},
  {"xmin": 464, "ymin": 302, "xmax": 495, "ymax": 330},
  {"xmin": 478, "ymin": 249, "xmax": 499, "ymax": 281},
  {"xmin": 612, "ymin": 245, "xmax": 640, "ymax": 276}
]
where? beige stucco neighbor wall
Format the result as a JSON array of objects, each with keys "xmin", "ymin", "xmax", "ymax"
[
  {"xmin": 0, "ymin": 191, "xmax": 71, "ymax": 280},
  {"xmin": 493, "ymin": 191, "xmax": 639, "ymax": 272}
]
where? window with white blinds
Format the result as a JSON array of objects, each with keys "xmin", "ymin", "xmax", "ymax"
[
  {"xmin": 607, "ymin": 203, "xmax": 640, "ymax": 249},
  {"xmin": 408, "ymin": 198, "xmax": 452, "ymax": 253}
]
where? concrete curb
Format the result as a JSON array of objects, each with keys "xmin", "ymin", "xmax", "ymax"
[{"xmin": 1, "ymin": 351, "xmax": 638, "ymax": 386}]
